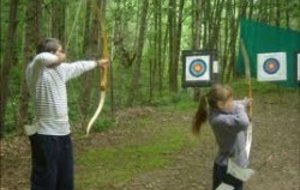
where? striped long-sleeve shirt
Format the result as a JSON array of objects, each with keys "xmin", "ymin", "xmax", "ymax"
[{"xmin": 26, "ymin": 52, "xmax": 98, "ymax": 135}]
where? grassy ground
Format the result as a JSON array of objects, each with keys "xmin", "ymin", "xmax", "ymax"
[
  {"xmin": 74, "ymin": 114, "xmax": 197, "ymax": 189},
  {"xmin": 0, "ymin": 81, "xmax": 299, "ymax": 190}
]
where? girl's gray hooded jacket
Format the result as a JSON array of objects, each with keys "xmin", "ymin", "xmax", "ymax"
[{"xmin": 209, "ymin": 100, "xmax": 250, "ymax": 167}]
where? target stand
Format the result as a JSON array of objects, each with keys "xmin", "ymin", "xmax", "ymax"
[{"xmin": 181, "ymin": 50, "xmax": 216, "ymax": 88}]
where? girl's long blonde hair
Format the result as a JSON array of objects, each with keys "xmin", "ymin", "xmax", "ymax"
[{"xmin": 192, "ymin": 84, "xmax": 233, "ymax": 134}]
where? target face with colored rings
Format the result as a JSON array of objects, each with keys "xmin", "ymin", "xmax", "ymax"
[
  {"xmin": 263, "ymin": 58, "xmax": 280, "ymax": 74},
  {"xmin": 189, "ymin": 59, "xmax": 207, "ymax": 77}
]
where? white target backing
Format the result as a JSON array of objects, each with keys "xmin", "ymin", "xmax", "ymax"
[
  {"xmin": 182, "ymin": 50, "xmax": 214, "ymax": 87},
  {"xmin": 257, "ymin": 52, "xmax": 287, "ymax": 81},
  {"xmin": 185, "ymin": 55, "xmax": 210, "ymax": 81}
]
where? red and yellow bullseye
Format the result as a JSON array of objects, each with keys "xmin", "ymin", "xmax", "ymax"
[
  {"xmin": 189, "ymin": 59, "xmax": 207, "ymax": 77},
  {"xmin": 194, "ymin": 64, "xmax": 202, "ymax": 72},
  {"xmin": 267, "ymin": 62, "xmax": 275, "ymax": 70},
  {"xmin": 263, "ymin": 58, "xmax": 280, "ymax": 75}
]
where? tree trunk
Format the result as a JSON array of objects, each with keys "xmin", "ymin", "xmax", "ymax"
[
  {"xmin": 239, "ymin": 0, "xmax": 247, "ymax": 19},
  {"xmin": 225, "ymin": 10, "xmax": 236, "ymax": 81},
  {"xmin": 221, "ymin": 0, "xmax": 230, "ymax": 82},
  {"xmin": 83, "ymin": 0, "xmax": 92, "ymax": 51},
  {"xmin": 157, "ymin": 0, "xmax": 163, "ymax": 95},
  {"xmin": 226, "ymin": 0, "xmax": 246, "ymax": 82},
  {"xmin": 0, "ymin": 0, "xmax": 3, "ymax": 59},
  {"xmin": 79, "ymin": 0, "xmax": 104, "ymax": 127},
  {"xmin": 202, "ymin": 0, "xmax": 210, "ymax": 48},
  {"xmin": 275, "ymin": 0, "xmax": 280, "ymax": 27},
  {"xmin": 168, "ymin": 0, "xmax": 185, "ymax": 92},
  {"xmin": 0, "ymin": 0, "xmax": 19, "ymax": 137},
  {"xmin": 168, "ymin": 0, "xmax": 176, "ymax": 92},
  {"xmin": 127, "ymin": 0, "xmax": 149, "ymax": 105},
  {"xmin": 206, "ymin": 0, "xmax": 212, "ymax": 46},
  {"xmin": 51, "ymin": 0, "xmax": 66, "ymax": 44},
  {"xmin": 248, "ymin": 0, "xmax": 254, "ymax": 19},
  {"xmin": 285, "ymin": 4, "xmax": 290, "ymax": 29},
  {"xmin": 150, "ymin": 0, "xmax": 158, "ymax": 101},
  {"xmin": 175, "ymin": 0, "xmax": 185, "ymax": 68},
  {"xmin": 109, "ymin": 24, "xmax": 115, "ymax": 119},
  {"xmin": 113, "ymin": 1, "xmax": 136, "ymax": 68},
  {"xmin": 192, "ymin": 0, "xmax": 202, "ymax": 101},
  {"xmin": 259, "ymin": 0, "xmax": 269, "ymax": 23},
  {"xmin": 149, "ymin": 57, "xmax": 154, "ymax": 100},
  {"xmin": 153, "ymin": 0, "xmax": 163, "ymax": 97},
  {"xmin": 113, "ymin": 0, "xmax": 125, "ymax": 105},
  {"xmin": 162, "ymin": 16, "xmax": 169, "ymax": 92},
  {"xmin": 192, "ymin": 0, "xmax": 202, "ymax": 50},
  {"xmin": 211, "ymin": 0, "xmax": 226, "ymax": 50},
  {"xmin": 18, "ymin": 0, "xmax": 42, "ymax": 130}
]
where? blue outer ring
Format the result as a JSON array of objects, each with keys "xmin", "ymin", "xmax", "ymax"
[
  {"xmin": 263, "ymin": 58, "xmax": 280, "ymax": 74},
  {"xmin": 189, "ymin": 59, "xmax": 207, "ymax": 77}
]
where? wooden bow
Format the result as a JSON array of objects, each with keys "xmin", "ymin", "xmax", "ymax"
[
  {"xmin": 240, "ymin": 38, "xmax": 253, "ymax": 159},
  {"xmin": 86, "ymin": 8, "xmax": 108, "ymax": 136}
]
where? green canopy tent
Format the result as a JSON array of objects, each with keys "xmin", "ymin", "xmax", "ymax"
[{"xmin": 236, "ymin": 18, "xmax": 300, "ymax": 87}]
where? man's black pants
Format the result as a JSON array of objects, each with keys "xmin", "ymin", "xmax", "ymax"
[{"xmin": 29, "ymin": 134, "xmax": 73, "ymax": 190}]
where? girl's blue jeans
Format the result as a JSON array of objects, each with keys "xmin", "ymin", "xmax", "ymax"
[{"xmin": 213, "ymin": 162, "xmax": 244, "ymax": 190}]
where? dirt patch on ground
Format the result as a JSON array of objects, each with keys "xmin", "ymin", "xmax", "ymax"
[
  {"xmin": 120, "ymin": 95, "xmax": 300, "ymax": 190},
  {"xmin": 1, "ymin": 93, "xmax": 299, "ymax": 190}
]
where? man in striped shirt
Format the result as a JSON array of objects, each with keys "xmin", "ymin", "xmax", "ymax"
[{"xmin": 26, "ymin": 38, "xmax": 108, "ymax": 190}]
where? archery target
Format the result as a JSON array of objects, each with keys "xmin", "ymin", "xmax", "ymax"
[
  {"xmin": 257, "ymin": 52, "xmax": 287, "ymax": 81},
  {"xmin": 185, "ymin": 55, "xmax": 210, "ymax": 82}
]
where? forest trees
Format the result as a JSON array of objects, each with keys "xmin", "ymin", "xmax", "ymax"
[
  {"xmin": 0, "ymin": 0, "xmax": 299, "ymax": 137},
  {"xmin": 127, "ymin": 0, "xmax": 149, "ymax": 105},
  {"xmin": 168, "ymin": 0, "xmax": 185, "ymax": 92},
  {"xmin": 18, "ymin": 0, "xmax": 43, "ymax": 131},
  {"xmin": 0, "ymin": 0, "xmax": 19, "ymax": 136}
]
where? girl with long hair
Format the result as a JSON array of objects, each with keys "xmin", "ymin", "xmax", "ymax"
[{"xmin": 193, "ymin": 84, "xmax": 252, "ymax": 190}]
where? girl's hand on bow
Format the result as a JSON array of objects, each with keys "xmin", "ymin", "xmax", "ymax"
[
  {"xmin": 97, "ymin": 59, "xmax": 109, "ymax": 69},
  {"xmin": 244, "ymin": 97, "xmax": 254, "ymax": 107}
]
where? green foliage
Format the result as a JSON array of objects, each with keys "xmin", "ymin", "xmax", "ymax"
[
  {"xmin": 93, "ymin": 116, "xmax": 115, "ymax": 132},
  {"xmin": 2, "ymin": 0, "xmax": 300, "ymax": 137}
]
